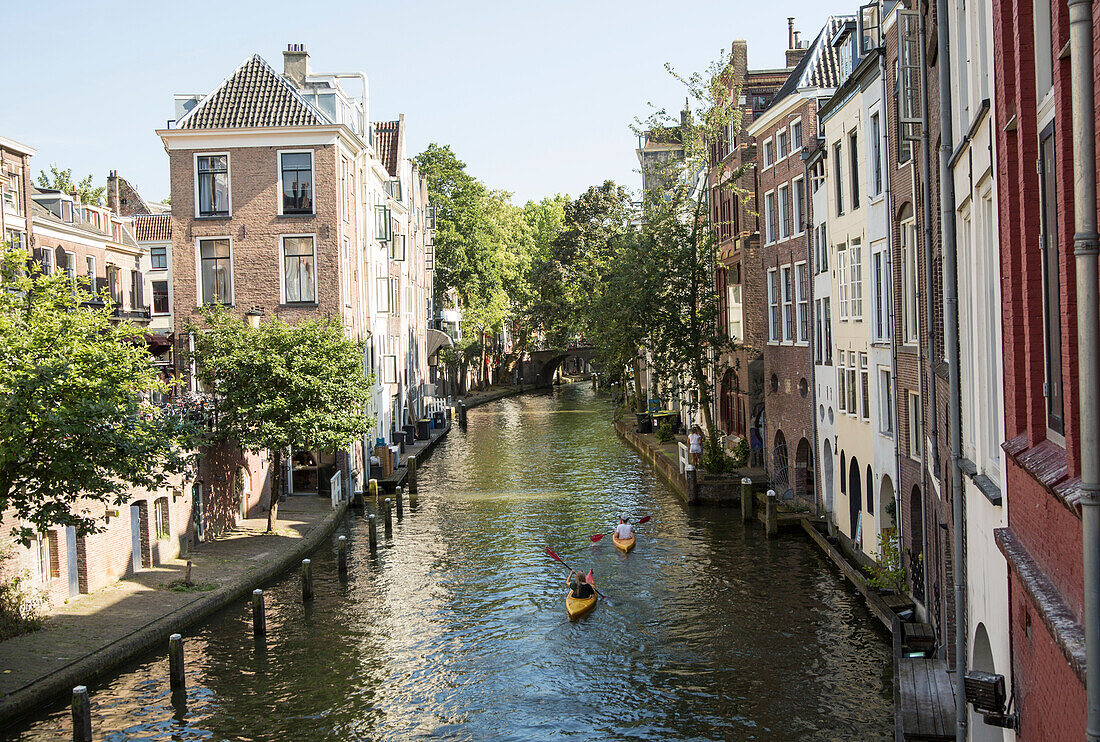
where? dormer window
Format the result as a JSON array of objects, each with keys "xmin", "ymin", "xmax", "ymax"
[{"xmin": 60, "ymin": 200, "xmax": 73, "ymax": 223}]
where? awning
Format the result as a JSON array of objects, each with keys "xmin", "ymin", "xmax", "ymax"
[{"xmin": 426, "ymin": 328, "xmax": 454, "ymax": 359}]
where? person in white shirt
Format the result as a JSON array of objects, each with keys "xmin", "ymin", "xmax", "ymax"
[
  {"xmin": 614, "ymin": 516, "xmax": 633, "ymax": 540},
  {"xmin": 688, "ymin": 425, "xmax": 704, "ymax": 467}
]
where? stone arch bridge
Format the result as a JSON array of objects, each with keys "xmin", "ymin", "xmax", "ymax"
[{"xmin": 523, "ymin": 346, "xmax": 598, "ymax": 386}]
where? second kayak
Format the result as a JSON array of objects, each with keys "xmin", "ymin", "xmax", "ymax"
[{"xmin": 612, "ymin": 534, "xmax": 636, "ymax": 553}]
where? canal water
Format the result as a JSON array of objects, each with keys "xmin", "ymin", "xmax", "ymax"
[{"xmin": 6, "ymin": 384, "xmax": 894, "ymax": 741}]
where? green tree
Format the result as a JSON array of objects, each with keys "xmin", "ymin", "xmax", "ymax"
[
  {"xmin": 0, "ymin": 242, "xmax": 192, "ymax": 543},
  {"xmin": 36, "ymin": 164, "xmax": 105, "ymax": 206},
  {"xmin": 188, "ymin": 307, "xmax": 371, "ymax": 531},
  {"xmin": 633, "ymin": 52, "xmax": 751, "ymax": 441}
]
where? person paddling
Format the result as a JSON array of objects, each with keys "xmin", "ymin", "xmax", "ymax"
[
  {"xmin": 567, "ymin": 570, "xmax": 595, "ymax": 599},
  {"xmin": 614, "ymin": 516, "xmax": 634, "ymax": 541}
]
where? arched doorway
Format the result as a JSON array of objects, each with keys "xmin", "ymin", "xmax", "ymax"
[
  {"xmin": 970, "ymin": 624, "xmax": 1005, "ymax": 741},
  {"xmin": 910, "ymin": 485, "xmax": 925, "ymax": 603},
  {"xmin": 879, "ymin": 475, "xmax": 896, "ymax": 532},
  {"xmin": 821, "ymin": 443, "xmax": 834, "ymax": 517},
  {"xmin": 848, "ymin": 458, "xmax": 862, "ymax": 544},
  {"xmin": 795, "ymin": 437, "xmax": 813, "ymax": 502},
  {"xmin": 772, "ymin": 430, "xmax": 790, "ymax": 497}
]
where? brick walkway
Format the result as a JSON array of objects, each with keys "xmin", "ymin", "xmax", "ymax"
[{"xmin": 0, "ymin": 497, "xmax": 340, "ymax": 724}]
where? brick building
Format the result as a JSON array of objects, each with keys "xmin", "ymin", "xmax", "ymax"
[
  {"xmin": 747, "ymin": 16, "xmax": 849, "ymax": 504},
  {"xmin": 1, "ymin": 135, "xmax": 35, "ymax": 256},
  {"xmin": 989, "ymin": 0, "xmax": 1092, "ymax": 735},
  {"xmin": 710, "ymin": 37, "xmax": 795, "ymax": 461}
]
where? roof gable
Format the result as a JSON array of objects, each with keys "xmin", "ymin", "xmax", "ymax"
[
  {"xmin": 373, "ymin": 120, "xmax": 401, "ymax": 177},
  {"xmin": 768, "ymin": 16, "xmax": 855, "ymax": 108},
  {"xmin": 177, "ymin": 54, "xmax": 327, "ymax": 130}
]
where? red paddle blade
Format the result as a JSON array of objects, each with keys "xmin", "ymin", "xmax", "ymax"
[
  {"xmin": 546, "ymin": 546, "xmax": 562, "ymax": 563},
  {"xmin": 585, "ymin": 569, "xmax": 594, "ymax": 584},
  {"xmin": 590, "ymin": 533, "xmax": 605, "ymax": 542},
  {"xmin": 638, "ymin": 516, "xmax": 651, "ymax": 524}
]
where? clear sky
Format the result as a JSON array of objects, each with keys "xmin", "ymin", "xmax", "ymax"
[{"xmin": 2, "ymin": 0, "xmax": 835, "ymax": 206}]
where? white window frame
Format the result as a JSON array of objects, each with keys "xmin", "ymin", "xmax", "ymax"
[
  {"xmin": 763, "ymin": 138, "xmax": 775, "ymax": 168},
  {"xmin": 86, "ymin": 255, "xmax": 96, "ymax": 292},
  {"xmin": 193, "ymin": 152, "xmax": 231, "ymax": 218},
  {"xmin": 727, "ymin": 282, "xmax": 743, "ymax": 342},
  {"xmin": 859, "ymin": 352, "xmax": 870, "ymax": 421},
  {"xmin": 781, "ymin": 264, "xmax": 794, "ymax": 342},
  {"xmin": 792, "ymin": 177, "xmax": 806, "ymax": 236},
  {"xmin": 872, "ymin": 248, "xmax": 891, "ymax": 342},
  {"xmin": 790, "ymin": 117, "xmax": 803, "ymax": 151},
  {"xmin": 901, "ymin": 219, "xmax": 919, "ymax": 344},
  {"xmin": 276, "ymin": 149, "xmax": 315, "ymax": 216},
  {"xmin": 879, "ymin": 366, "xmax": 894, "ymax": 435},
  {"xmin": 764, "ymin": 191, "xmax": 777, "ymax": 244},
  {"xmin": 63, "ymin": 250, "xmax": 77, "ymax": 285},
  {"xmin": 767, "ymin": 267, "xmax": 780, "ymax": 342},
  {"xmin": 342, "ymin": 237, "xmax": 352, "ymax": 308},
  {"xmin": 838, "ymin": 357, "xmax": 847, "ymax": 412},
  {"xmin": 909, "ymin": 391, "xmax": 922, "ymax": 460},
  {"xmin": 837, "ymin": 246, "xmax": 849, "ymax": 320},
  {"xmin": 151, "ymin": 279, "xmax": 170, "ymax": 316},
  {"xmin": 849, "ymin": 239, "xmax": 863, "ymax": 320},
  {"xmin": 375, "ymin": 275, "xmax": 391, "ymax": 313},
  {"xmin": 776, "ymin": 128, "xmax": 788, "ymax": 160},
  {"xmin": 869, "ymin": 111, "xmax": 883, "ymax": 197},
  {"xmin": 194, "ymin": 236, "xmax": 234, "ymax": 307},
  {"xmin": 796, "ymin": 261, "xmax": 810, "ymax": 344},
  {"xmin": 278, "ymin": 234, "xmax": 317, "ymax": 305},
  {"xmin": 778, "ymin": 184, "xmax": 790, "ymax": 240}
]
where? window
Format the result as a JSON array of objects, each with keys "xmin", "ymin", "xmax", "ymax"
[
  {"xmin": 837, "ymin": 247, "xmax": 849, "ymax": 319},
  {"xmin": 817, "ymin": 225, "xmax": 829, "ymax": 271},
  {"xmin": 391, "ymin": 233, "xmax": 406, "ymax": 262},
  {"xmin": 767, "ymin": 268, "xmax": 780, "ymax": 341},
  {"xmin": 898, "ymin": 10, "xmax": 923, "ymax": 144},
  {"xmin": 824, "ymin": 299, "xmax": 833, "ymax": 364},
  {"xmin": 849, "ymin": 131, "xmax": 860, "ymax": 209},
  {"xmin": 152, "ymin": 280, "xmax": 169, "ymax": 314},
  {"xmin": 151, "ymin": 245, "xmax": 167, "ymax": 270},
  {"xmin": 40, "ymin": 248, "xmax": 53, "ymax": 276},
  {"xmin": 33, "ymin": 534, "xmax": 50, "ymax": 584},
  {"xmin": 130, "ymin": 269, "xmax": 144, "ymax": 310},
  {"xmin": 777, "ymin": 129, "xmax": 788, "ymax": 159},
  {"xmin": 815, "ymin": 300, "xmax": 824, "ymax": 363},
  {"xmin": 382, "ymin": 355, "xmax": 398, "ymax": 384},
  {"xmin": 909, "ymin": 391, "xmax": 922, "ymax": 459},
  {"xmin": 860, "ymin": 353, "xmax": 870, "ymax": 421},
  {"xmin": 849, "ymin": 239, "xmax": 863, "ymax": 320},
  {"xmin": 86, "ymin": 255, "xmax": 96, "ymax": 292},
  {"xmin": 848, "ymin": 352, "xmax": 858, "ymax": 417},
  {"xmin": 340, "ymin": 157, "xmax": 350, "ymax": 223},
  {"xmin": 198, "ymin": 238, "xmax": 232, "ymax": 305},
  {"xmin": 791, "ymin": 120, "xmax": 803, "ymax": 150},
  {"xmin": 838, "ymin": 357, "xmax": 847, "ymax": 412},
  {"xmin": 901, "ymin": 219, "xmax": 919, "ymax": 343},
  {"xmin": 107, "ymin": 265, "xmax": 121, "ymax": 304},
  {"xmin": 873, "ymin": 250, "xmax": 890, "ymax": 341},
  {"xmin": 196, "ymin": 155, "xmax": 229, "ymax": 217},
  {"xmin": 782, "ymin": 265, "xmax": 794, "ymax": 341},
  {"xmin": 727, "ymin": 282, "xmax": 743, "ymax": 341},
  {"xmin": 1039, "ymin": 127, "xmax": 1063, "ymax": 435},
  {"xmin": 3, "ymin": 170, "xmax": 21, "ymax": 214},
  {"xmin": 793, "ymin": 178, "xmax": 806, "ymax": 235},
  {"xmin": 341, "ymin": 237, "xmax": 352, "ymax": 307},
  {"xmin": 778, "ymin": 185, "xmax": 790, "ymax": 239},
  {"xmin": 280, "ymin": 151, "xmax": 313, "ymax": 214},
  {"xmin": 1033, "ymin": 0, "xmax": 1054, "ymax": 102},
  {"xmin": 376, "ymin": 276, "xmax": 391, "ymax": 313},
  {"xmin": 282, "ymin": 236, "xmax": 316, "ymax": 304},
  {"xmin": 63, "ymin": 251, "xmax": 76, "ymax": 286},
  {"xmin": 796, "ymin": 262, "xmax": 809, "ymax": 343},
  {"xmin": 375, "ymin": 205, "xmax": 393, "ymax": 242},
  {"xmin": 870, "ymin": 113, "xmax": 882, "ymax": 195},
  {"xmin": 154, "ymin": 498, "xmax": 170, "ymax": 540},
  {"xmin": 765, "ymin": 192, "xmax": 777, "ymax": 243},
  {"xmin": 763, "ymin": 139, "xmax": 775, "ymax": 167},
  {"xmin": 879, "ymin": 367, "xmax": 894, "ymax": 435},
  {"xmin": 834, "ymin": 142, "xmax": 844, "ymax": 215}
]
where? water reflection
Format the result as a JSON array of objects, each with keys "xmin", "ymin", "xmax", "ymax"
[{"xmin": 5, "ymin": 384, "xmax": 892, "ymax": 741}]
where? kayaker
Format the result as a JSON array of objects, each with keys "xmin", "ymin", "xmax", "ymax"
[
  {"xmin": 568, "ymin": 570, "xmax": 595, "ymax": 599},
  {"xmin": 614, "ymin": 517, "xmax": 634, "ymax": 540}
]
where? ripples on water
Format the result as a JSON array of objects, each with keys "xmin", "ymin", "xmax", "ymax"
[{"xmin": 5, "ymin": 385, "xmax": 893, "ymax": 741}]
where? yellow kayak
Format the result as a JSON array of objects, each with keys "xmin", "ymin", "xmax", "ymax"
[
  {"xmin": 612, "ymin": 534, "xmax": 636, "ymax": 553},
  {"xmin": 566, "ymin": 591, "xmax": 598, "ymax": 620}
]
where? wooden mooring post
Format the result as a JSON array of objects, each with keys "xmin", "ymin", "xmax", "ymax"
[
  {"xmin": 337, "ymin": 535, "xmax": 348, "ymax": 573},
  {"xmin": 407, "ymin": 455, "xmax": 418, "ymax": 494},
  {"xmin": 368, "ymin": 514, "xmax": 378, "ymax": 553},
  {"xmin": 251, "ymin": 589, "xmax": 266, "ymax": 636},
  {"xmin": 301, "ymin": 559, "xmax": 314, "ymax": 602},
  {"xmin": 368, "ymin": 478, "xmax": 379, "ymax": 500},
  {"xmin": 741, "ymin": 477, "xmax": 754, "ymax": 522},
  {"xmin": 384, "ymin": 498, "xmax": 393, "ymax": 537},
  {"xmin": 395, "ymin": 487, "xmax": 404, "ymax": 519},
  {"xmin": 168, "ymin": 633, "xmax": 185, "ymax": 693},
  {"xmin": 71, "ymin": 685, "xmax": 92, "ymax": 742},
  {"xmin": 765, "ymin": 490, "xmax": 778, "ymax": 538}
]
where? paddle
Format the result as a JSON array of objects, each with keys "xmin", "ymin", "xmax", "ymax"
[
  {"xmin": 590, "ymin": 516, "xmax": 651, "ymax": 543},
  {"xmin": 546, "ymin": 547, "xmax": 605, "ymax": 598}
]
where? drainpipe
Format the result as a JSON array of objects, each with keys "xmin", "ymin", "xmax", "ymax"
[
  {"xmin": 1067, "ymin": 1, "xmax": 1100, "ymax": 738},
  {"xmin": 916, "ymin": 0, "xmax": 933, "ymax": 628},
  {"xmin": 932, "ymin": 0, "xmax": 966, "ymax": 739}
]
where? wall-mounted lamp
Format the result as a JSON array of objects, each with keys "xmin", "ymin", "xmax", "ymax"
[{"xmin": 246, "ymin": 306, "xmax": 265, "ymax": 330}]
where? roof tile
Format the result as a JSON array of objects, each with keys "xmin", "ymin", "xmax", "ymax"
[{"xmin": 178, "ymin": 55, "xmax": 325, "ymax": 130}]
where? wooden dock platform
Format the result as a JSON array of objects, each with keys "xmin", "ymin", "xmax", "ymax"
[{"xmin": 896, "ymin": 655, "xmax": 957, "ymax": 740}]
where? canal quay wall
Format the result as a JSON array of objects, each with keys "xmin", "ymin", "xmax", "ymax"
[{"xmin": 0, "ymin": 501, "xmax": 348, "ymax": 729}]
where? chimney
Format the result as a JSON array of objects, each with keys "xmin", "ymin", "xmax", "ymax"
[
  {"xmin": 788, "ymin": 17, "xmax": 795, "ymax": 49},
  {"xmin": 107, "ymin": 170, "xmax": 119, "ymax": 213},
  {"xmin": 283, "ymin": 43, "xmax": 309, "ymax": 87},
  {"xmin": 785, "ymin": 21, "xmax": 808, "ymax": 67}
]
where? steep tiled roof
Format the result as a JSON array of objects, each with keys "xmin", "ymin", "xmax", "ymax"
[
  {"xmin": 769, "ymin": 16, "xmax": 855, "ymax": 108},
  {"xmin": 133, "ymin": 213, "xmax": 171, "ymax": 242},
  {"xmin": 177, "ymin": 54, "xmax": 326, "ymax": 130},
  {"xmin": 373, "ymin": 120, "xmax": 400, "ymax": 176}
]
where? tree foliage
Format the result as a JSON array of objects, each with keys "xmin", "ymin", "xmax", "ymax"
[
  {"xmin": 36, "ymin": 164, "xmax": 105, "ymax": 206},
  {"xmin": 188, "ymin": 307, "xmax": 371, "ymax": 530},
  {"xmin": 0, "ymin": 243, "xmax": 192, "ymax": 543}
]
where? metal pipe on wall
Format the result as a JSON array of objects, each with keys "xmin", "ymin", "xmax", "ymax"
[
  {"xmin": 1067, "ymin": 2, "xmax": 1100, "ymax": 738},
  {"xmin": 932, "ymin": 0, "xmax": 966, "ymax": 738}
]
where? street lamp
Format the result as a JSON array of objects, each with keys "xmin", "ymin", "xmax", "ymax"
[{"xmin": 246, "ymin": 306, "xmax": 265, "ymax": 330}]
